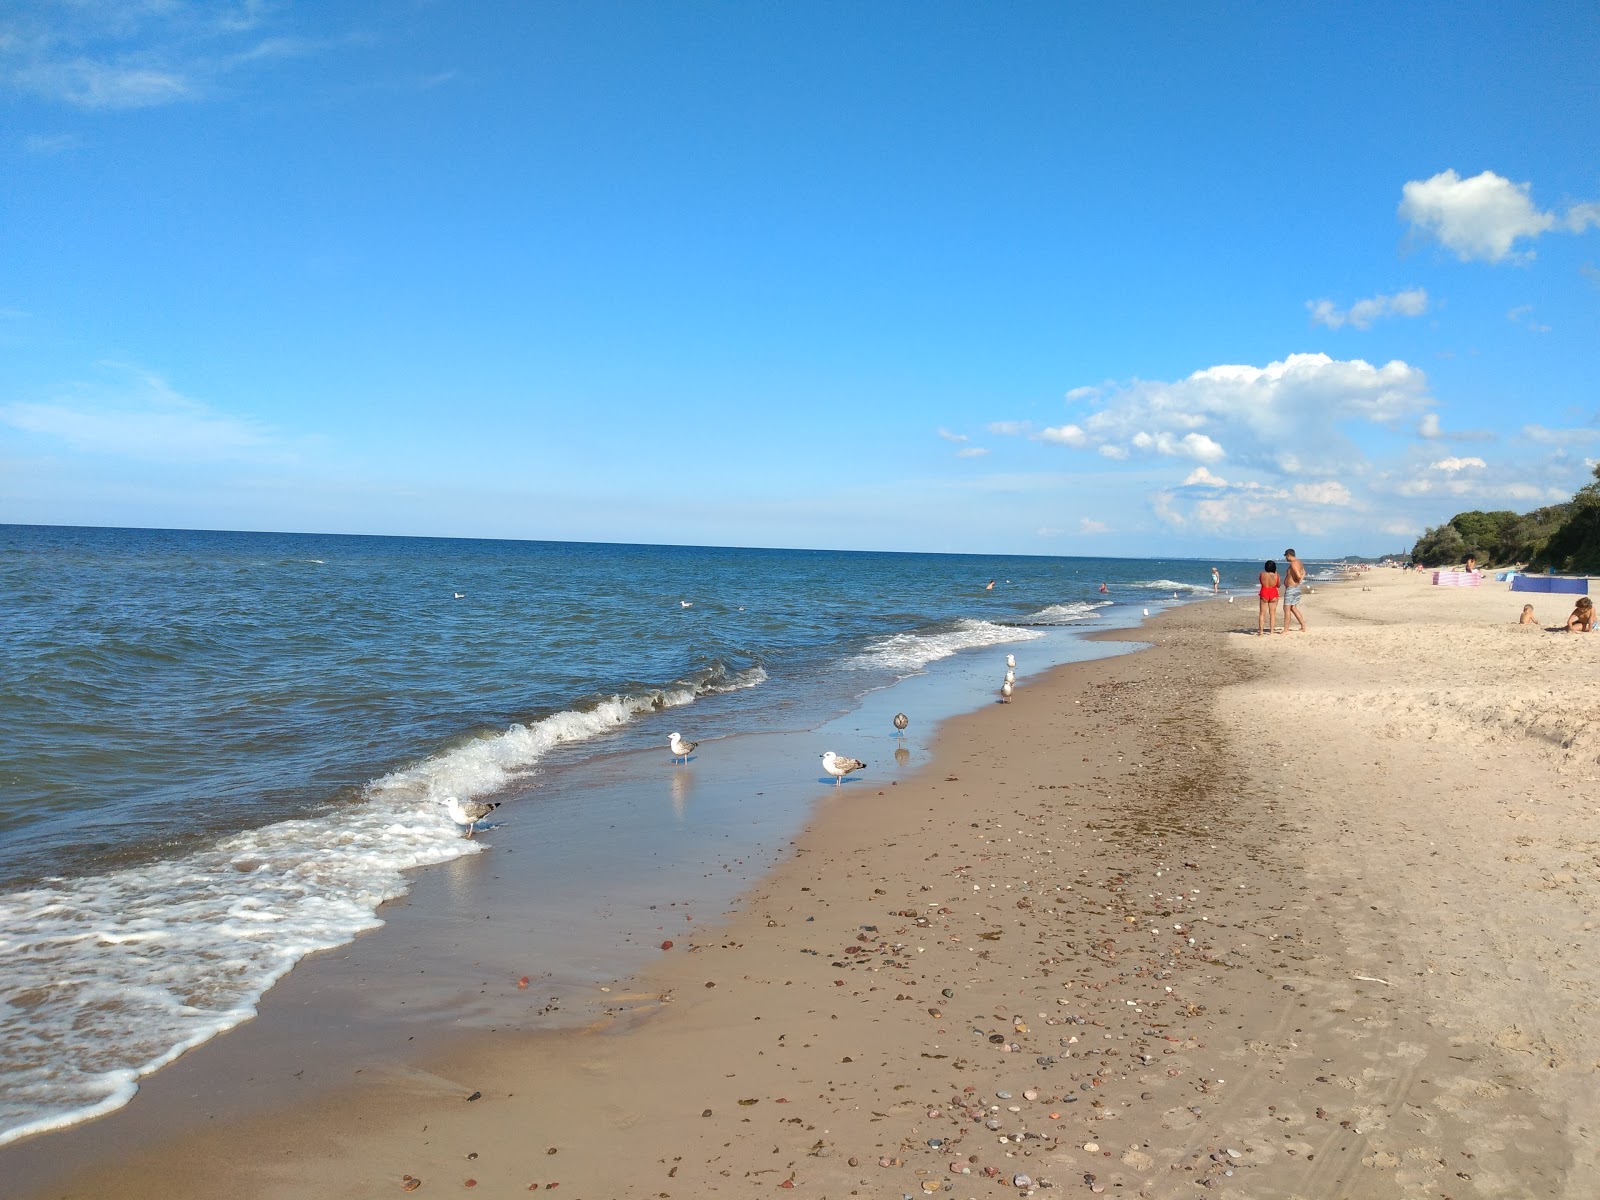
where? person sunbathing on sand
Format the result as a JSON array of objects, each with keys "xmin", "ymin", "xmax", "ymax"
[
  {"xmin": 1519, "ymin": 604, "xmax": 1537, "ymax": 626},
  {"xmin": 1566, "ymin": 597, "xmax": 1595, "ymax": 632}
]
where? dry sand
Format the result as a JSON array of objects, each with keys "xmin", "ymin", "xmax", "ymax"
[{"xmin": 13, "ymin": 571, "xmax": 1599, "ymax": 1199}]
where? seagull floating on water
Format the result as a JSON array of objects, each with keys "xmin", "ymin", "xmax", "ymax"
[
  {"xmin": 680, "ymin": 600, "xmax": 693, "ymax": 608},
  {"xmin": 893, "ymin": 712, "xmax": 909, "ymax": 736},
  {"xmin": 445, "ymin": 796, "xmax": 501, "ymax": 838},
  {"xmin": 453, "ymin": 592, "xmax": 466, "ymax": 599},
  {"xmin": 668, "ymin": 731, "xmax": 699, "ymax": 763},
  {"xmin": 821, "ymin": 751, "xmax": 866, "ymax": 786},
  {"xmin": 1000, "ymin": 678, "xmax": 1014, "ymax": 703}
]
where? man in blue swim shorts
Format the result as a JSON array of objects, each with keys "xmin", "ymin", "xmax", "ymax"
[{"xmin": 1280, "ymin": 548, "xmax": 1307, "ymax": 633}]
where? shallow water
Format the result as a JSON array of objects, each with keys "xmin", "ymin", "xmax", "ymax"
[{"xmin": 0, "ymin": 523, "xmax": 1227, "ymax": 1144}]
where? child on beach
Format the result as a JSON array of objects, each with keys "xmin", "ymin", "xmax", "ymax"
[
  {"xmin": 1566, "ymin": 597, "xmax": 1595, "ymax": 632},
  {"xmin": 1257, "ymin": 560, "xmax": 1279, "ymax": 636},
  {"xmin": 1519, "ymin": 604, "xmax": 1537, "ymax": 625}
]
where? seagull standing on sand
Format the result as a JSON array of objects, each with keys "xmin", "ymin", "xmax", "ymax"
[
  {"xmin": 893, "ymin": 712, "xmax": 909, "ymax": 737},
  {"xmin": 668, "ymin": 731, "xmax": 698, "ymax": 763},
  {"xmin": 821, "ymin": 751, "xmax": 867, "ymax": 786},
  {"xmin": 1000, "ymin": 678, "xmax": 1014, "ymax": 703},
  {"xmin": 445, "ymin": 796, "xmax": 501, "ymax": 838}
]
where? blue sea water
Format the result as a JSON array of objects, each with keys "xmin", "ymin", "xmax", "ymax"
[{"xmin": 0, "ymin": 524, "xmax": 1226, "ymax": 1145}]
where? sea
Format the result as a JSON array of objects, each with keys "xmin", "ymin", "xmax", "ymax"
[{"xmin": 0, "ymin": 524, "xmax": 1236, "ymax": 1147}]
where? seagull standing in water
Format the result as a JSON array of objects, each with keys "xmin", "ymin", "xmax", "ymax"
[
  {"xmin": 668, "ymin": 731, "xmax": 699, "ymax": 763},
  {"xmin": 893, "ymin": 712, "xmax": 909, "ymax": 737},
  {"xmin": 1000, "ymin": 678, "xmax": 1014, "ymax": 703},
  {"xmin": 821, "ymin": 751, "xmax": 866, "ymax": 786},
  {"xmin": 445, "ymin": 796, "xmax": 501, "ymax": 837},
  {"xmin": 1005, "ymin": 653, "xmax": 1016, "ymax": 670}
]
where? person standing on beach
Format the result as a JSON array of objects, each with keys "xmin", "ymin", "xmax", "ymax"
[
  {"xmin": 1211, "ymin": 566, "xmax": 1220, "ymax": 593},
  {"xmin": 1257, "ymin": 560, "xmax": 1280, "ymax": 636},
  {"xmin": 1280, "ymin": 548, "xmax": 1307, "ymax": 633}
]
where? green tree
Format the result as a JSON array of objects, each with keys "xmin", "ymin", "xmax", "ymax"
[
  {"xmin": 1448, "ymin": 510, "xmax": 1520, "ymax": 563},
  {"xmin": 1532, "ymin": 465, "xmax": 1600, "ymax": 573},
  {"xmin": 1410, "ymin": 523, "xmax": 1467, "ymax": 567}
]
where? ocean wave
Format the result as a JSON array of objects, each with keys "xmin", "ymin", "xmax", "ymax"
[
  {"xmin": 1020, "ymin": 600, "xmax": 1111, "ymax": 625},
  {"xmin": 1125, "ymin": 578, "xmax": 1213, "ymax": 594},
  {"xmin": 0, "ymin": 800, "xmax": 471, "ymax": 1147},
  {"xmin": 0, "ymin": 660, "xmax": 767, "ymax": 1147},
  {"xmin": 848, "ymin": 619, "xmax": 1045, "ymax": 673}
]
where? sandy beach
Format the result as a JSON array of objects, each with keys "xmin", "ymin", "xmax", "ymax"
[{"xmin": 10, "ymin": 571, "xmax": 1599, "ymax": 1199}]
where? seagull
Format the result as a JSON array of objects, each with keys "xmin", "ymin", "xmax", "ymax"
[
  {"xmin": 1000, "ymin": 678, "xmax": 1014, "ymax": 703},
  {"xmin": 893, "ymin": 712, "xmax": 909, "ymax": 737},
  {"xmin": 453, "ymin": 592, "xmax": 466, "ymax": 599},
  {"xmin": 668, "ymin": 731, "xmax": 698, "ymax": 763},
  {"xmin": 445, "ymin": 796, "xmax": 501, "ymax": 837},
  {"xmin": 680, "ymin": 600, "xmax": 693, "ymax": 608},
  {"xmin": 821, "ymin": 751, "xmax": 866, "ymax": 786},
  {"xmin": 1143, "ymin": 608, "xmax": 1150, "ymax": 617},
  {"xmin": 1005, "ymin": 653, "xmax": 1016, "ymax": 669},
  {"xmin": 1004, "ymin": 668, "xmax": 1015, "ymax": 685}
]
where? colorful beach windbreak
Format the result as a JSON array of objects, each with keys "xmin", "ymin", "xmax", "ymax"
[{"xmin": 0, "ymin": 524, "xmax": 1229, "ymax": 1144}]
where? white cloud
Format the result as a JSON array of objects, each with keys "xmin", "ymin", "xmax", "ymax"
[
  {"xmin": 936, "ymin": 427, "xmax": 969, "ymax": 443},
  {"xmin": 1506, "ymin": 304, "xmax": 1550, "ymax": 333},
  {"xmin": 1078, "ymin": 518, "xmax": 1108, "ymax": 534},
  {"xmin": 956, "ymin": 446, "xmax": 989, "ymax": 458},
  {"xmin": 1429, "ymin": 456, "xmax": 1486, "ymax": 472},
  {"xmin": 0, "ymin": 364, "xmax": 287, "ymax": 462},
  {"xmin": 1182, "ymin": 466, "xmax": 1228, "ymax": 486},
  {"xmin": 1037, "ymin": 423, "xmax": 1087, "ymax": 447},
  {"xmin": 986, "ymin": 420, "xmax": 1030, "ymax": 436},
  {"xmin": 1567, "ymin": 203, "xmax": 1600, "ymax": 234},
  {"xmin": 1523, "ymin": 424, "xmax": 1600, "ymax": 444},
  {"xmin": 0, "ymin": 4, "xmax": 333, "ymax": 111},
  {"xmin": 1292, "ymin": 481, "xmax": 1352, "ymax": 506},
  {"xmin": 1307, "ymin": 287, "xmax": 1429, "ymax": 330},
  {"xmin": 1065, "ymin": 386, "xmax": 1100, "ymax": 401},
  {"xmin": 22, "ymin": 132, "xmax": 81, "ymax": 154},
  {"xmin": 1418, "ymin": 413, "xmax": 1442, "ymax": 439},
  {"xmin": 1044, "ymin": 353, "xmax": 1431, "ymax": 477},
  {"xmin": 1398, "ymin": 169, "xmax": 1599, "ymax": 263}
]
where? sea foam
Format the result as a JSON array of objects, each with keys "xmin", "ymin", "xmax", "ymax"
[
  {"xmin": 0, "ymin": 664, "xmax": 766, "ymax": 1148},
  {"xmin": 849, "ymin": 619, "xmax": 1044, "ymax": 674}
]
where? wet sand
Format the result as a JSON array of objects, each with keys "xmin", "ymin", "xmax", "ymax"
[{"xmin": 11, "ymin": 572, "xmax": 1599, "ymax": 1198}]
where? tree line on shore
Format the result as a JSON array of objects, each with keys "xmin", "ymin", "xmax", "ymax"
[{"xmin": 1409, "ymin": 464, "xmax": 1600, "ymax": 571}]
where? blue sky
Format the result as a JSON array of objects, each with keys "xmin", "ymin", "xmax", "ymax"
[{"xmin": 2, "ymin": 2, "xmax": 1597, "ymax": 557}]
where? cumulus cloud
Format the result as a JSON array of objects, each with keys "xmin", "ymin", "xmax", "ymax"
[
  {"xmin": 1399, "ymin": 169, "xmax": 1598, "ymax": 263},
  {"xmin": 1037, "ymin": 423, "xmax": 1087, "ymax": 447},
  {"xmin": 1046, "ymin": 352, "xmax": 1431, "ymax": 474},
  {"xmin": 1307, "ymin": 288, "xmax": 1429, "ymax": 330}
]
